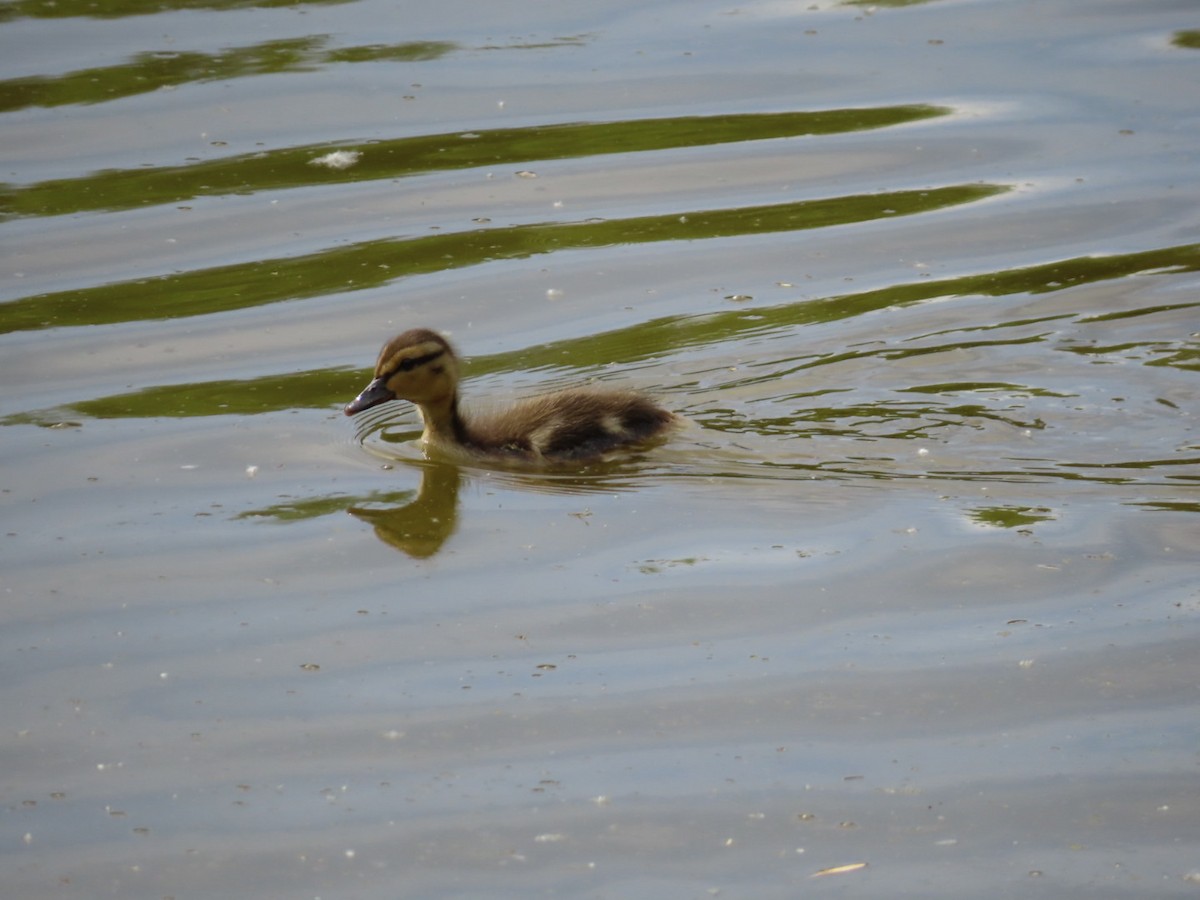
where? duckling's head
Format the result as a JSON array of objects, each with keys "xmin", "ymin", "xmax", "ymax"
[{"xmin": 344, "ymin": 328, "xmax": 460, "ymax": 416}]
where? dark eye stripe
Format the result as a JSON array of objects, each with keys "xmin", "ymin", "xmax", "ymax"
[{"xmin": 390, "ymin": 347, "xmax": 444, "ymax": 375}]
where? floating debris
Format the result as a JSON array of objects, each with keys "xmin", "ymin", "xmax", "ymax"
[
  {"xmin": 812, "ymin": 862, "xmax": 868, "ymax": 877},
  {"xmin": 309, "ymin": 150, "xmax": 361, "ymax": 170}
]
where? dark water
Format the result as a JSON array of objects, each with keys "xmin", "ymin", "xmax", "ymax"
[{"xmin": 2, "ymin": 0, "xmax": 1199, "ymax": 897}]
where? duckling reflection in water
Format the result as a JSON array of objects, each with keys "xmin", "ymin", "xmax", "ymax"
[
  {"xmin": 348, "ymin": 463, "xmax": 461, "ymax": 559},
  {"xmin": 345, "ymin": 328, "xmax": 679, "ymax": 466}
]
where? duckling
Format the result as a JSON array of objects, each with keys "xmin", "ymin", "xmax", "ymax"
[{"xmin": 345, "ymin": 328, "xmax": 679, "ymax": 465}]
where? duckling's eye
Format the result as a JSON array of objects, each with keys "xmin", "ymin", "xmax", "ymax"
[{"xmin": 389, "ymin": 347, "xmax": 444, "ymax": 376}]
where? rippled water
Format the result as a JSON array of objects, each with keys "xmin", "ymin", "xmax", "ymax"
[{"xmin": 3, "ymin": 0, "xmax": 1199, "ymax": 897}]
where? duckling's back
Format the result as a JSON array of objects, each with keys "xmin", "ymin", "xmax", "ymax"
[{"xmin": 468, "ymin": 389, "xmax": 678, "ymax": 463}]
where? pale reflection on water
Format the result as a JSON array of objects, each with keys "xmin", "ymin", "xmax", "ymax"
[{"xmin": 2, "ymin": 0, "xmax": 1199, "ymax": 897}]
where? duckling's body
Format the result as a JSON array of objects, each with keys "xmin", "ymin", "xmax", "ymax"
[{"xmin": 345, "ymin": 329, "xmax": 678, "ymax": 465}]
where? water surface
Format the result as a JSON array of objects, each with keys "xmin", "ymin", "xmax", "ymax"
[{"xmin": 2, "ymin": 0, "xmax": 1199, "ymax": 897}]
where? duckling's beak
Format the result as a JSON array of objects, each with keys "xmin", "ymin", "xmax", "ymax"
[{"xmin": 344, "ymin": 376, "xmax": 396, "ymax": 416}]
